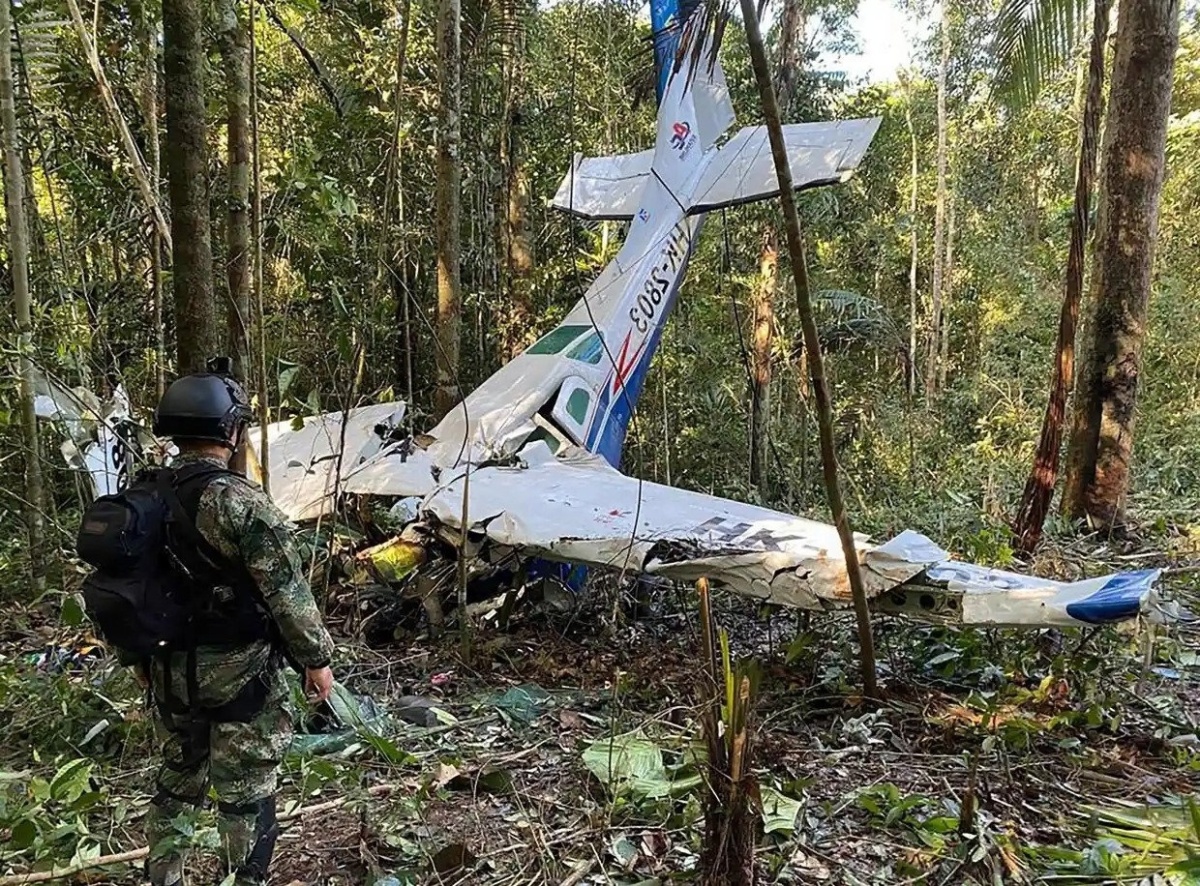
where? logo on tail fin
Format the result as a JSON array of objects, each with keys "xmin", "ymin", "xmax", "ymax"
[{"xmin": 670, "ymin": 121, "xmax": 692, "ymax": 152}]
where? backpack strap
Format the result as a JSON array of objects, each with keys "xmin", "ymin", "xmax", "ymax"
[{"xmin": 156, "ymin": 464, "xmax": 238, "ymax": 576}]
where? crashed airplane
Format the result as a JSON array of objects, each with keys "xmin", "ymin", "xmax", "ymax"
[{"xmin": 39, "ymin": 3, "xmax": 1168, "ymax": 630}]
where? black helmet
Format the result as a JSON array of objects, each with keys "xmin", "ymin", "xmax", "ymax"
[{"xmin": 153, "ymin": 371, "xmax": 253, "ymax": 446}]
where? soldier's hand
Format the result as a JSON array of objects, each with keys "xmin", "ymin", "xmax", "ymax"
[{"xmin": 305, "ymin": 666, "xmax": 334, "ymax": 704}]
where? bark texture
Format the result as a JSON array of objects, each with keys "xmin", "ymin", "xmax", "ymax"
[
  {"xmin": 1013, "ymin": 0, "xmax": 1110, "ymax": 552},
  {"xmin": 1062, "ymin": 0, "xmax": 1180, "ymax": 528},
  {"xmin": 218, "ymin": 0, "xmax": 252, "ymax": 382},
  {"xmin": 434, "ymin": 0, "xmax": 462, "ymax": 420},
  {"xmin": 163, "ymin": 0, "xmax": 219, "ymax": 372},
  {"xmin": 1, "ymin": 0, "xmax": 46, "ymax": 586}
]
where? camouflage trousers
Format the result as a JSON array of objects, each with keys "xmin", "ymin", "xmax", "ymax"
[{"xmin": 146, "ymin": 667, "xmax": 292, "ymax": 886}]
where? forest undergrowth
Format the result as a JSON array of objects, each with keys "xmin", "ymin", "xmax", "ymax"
[{"xmin": 0, "ymin": 514, "xmax": 1198, "ymax": 885}]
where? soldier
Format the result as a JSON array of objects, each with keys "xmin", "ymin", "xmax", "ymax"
[{"xmin": 119, "ymin": 366, "xmax": 336, "ymax": 886}]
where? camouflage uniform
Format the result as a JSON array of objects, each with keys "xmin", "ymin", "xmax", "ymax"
[{"xmin": 123, "ymin": 452, "xmax": 335, "ymax": 886}]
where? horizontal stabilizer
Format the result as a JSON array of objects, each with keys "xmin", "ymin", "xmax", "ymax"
[
  {"xmin": 550, "ymin": 150, "xmax": 653, "ymax": 221},
  {"xmin": 686, "ymin": 117, "xmax": 882, "ymax": 214}
]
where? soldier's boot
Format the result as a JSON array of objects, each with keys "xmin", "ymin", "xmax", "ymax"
[
  {"xmin": 219, "ymin": 796, "xmax": 279, "ymax": 886},
  {"xmin": 145, "ymin": 856, "xmax": 183, "ymax": 886},
  {"xmin": 146, "ymin": 792, "xmax": 193, "ymax": 886}
]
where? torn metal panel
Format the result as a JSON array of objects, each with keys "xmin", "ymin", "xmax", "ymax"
[
  {"xmin": 342, "ymin": 443, "xmax": 438, "ymax": 500},
  {"xmin": 245, "ymin": 403, "xmax": 405, "ymax": 521},
  {"xmin": 910, "ymin": 562, "xmax": 1163, "ymax": 627},
  {"xmin": 417, "ymin": 446, "xmax": 931, "ymax": 610},
  {"xmin": 412, "ymin": 447, "xmax": 1166, "ymax": 626}
]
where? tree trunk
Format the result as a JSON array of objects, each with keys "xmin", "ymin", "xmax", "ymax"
[
  {"xmin": 497, "ymin": 0, "xmax": 533, "ymax": 360},
  {"xmin": 939, "ymin": 190, "xmax": 954, "ymax": 390},
  {"xmin": 747, "ymin": 0, "xmax": 803, "ymax": 494},
  {"xmin": 749, "ymin": 227, "xmax": 776, "ymax": 492},
  {"xmin": 218, "ymin": 0, "xmax": 252, "ymax": 383},
  {"xmin": 1062, "ymin": 0, "xmax": 1179, "ymax": 528},
  {"xmin": 1012, "ymin": 0, "xmax": 1110, "ymax": 553},
  {"xmin": 774, "ymin": 0, "xmax": 806, "ymax": 117},
  {"xmin": 381, "ymin": 0, "xmax": 413, "ymax": 401},
  {"xmin": 250, "ymin": 0, "xmax": 269, "ymax": 490},
  {"xmin": 738, "ymin": 0, "xmax": 878, "ymax": 699},
  {"xmin": 926, "ymin": 0, "xmax": 950, "ymax": 403},
  {"xmin": 163, "ymin": 0, "xmax": 218, "ymax": 373},
  {"xmin": 906, "ymin": 86, "xmax": 918, "ymax": 397},
  {"xmin": 433, "ymin": 0, "xmax": 462, "ymax": 420},
  {"xmin": 1, "ymin": 0, "xmax": 46, "ymax": 588},
  {"xmin": 137, "ymin": 5, "xmax": 166, "ymax": 396}
]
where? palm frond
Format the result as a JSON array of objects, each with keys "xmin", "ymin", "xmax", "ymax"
[
  {"xmin": 992, "ymin": 0, "xmax": 1089, "ymax": 111},
  {"xmin": 13, "ymin": 6, "xmax": 68, "ymax": 102}
]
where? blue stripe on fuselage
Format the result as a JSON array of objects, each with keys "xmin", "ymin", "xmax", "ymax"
[{"xmin": 585, "ymin": 224, "xmax": 701, "ymax": 468}]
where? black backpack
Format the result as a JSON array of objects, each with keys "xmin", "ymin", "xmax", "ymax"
[{"xmin": 75, "ymin": 462, "xmax": 258, "ymax": 657}]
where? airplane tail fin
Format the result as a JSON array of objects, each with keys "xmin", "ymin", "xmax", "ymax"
[
  {"xmin": 551, "ymin": 7, "xmax": 880, "ymax": 221},
  {"xmin": 552, "ymin": 8, "xmax": 733, "ymax": 219}
]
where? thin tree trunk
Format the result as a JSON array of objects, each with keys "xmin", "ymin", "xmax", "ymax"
[
  {"xmin": 218, "ymin": 0, "xmax": 252, "ymax": 383},
  {"xmin": 497, "ymin": 0, "xmax": 533, "ymax": 360},
  {"xmin": 738, "ymin": 0, "xmax": 878, "ymax": 699},
  {"xmin": 926, "ymin": 0, "xmax": 949, "ymax": 403},
  {"xmin": 433, "ymin": 0, "xmax": 461, "ymax": 421},
  {"xmin": 382, "ymin": 0, "xmax": 412, "ymax": 399},
  {"xmin": 774, "ymin": 0, "xmax": 806, "ymax": 117},
  {"xmin": 1062, "ymin": 0, "xmax": 1179, "ymax": 528},
  {"xmin": 1013, "ymin": 0, "xmax": 1110, "ymax": 553},
  {"xmin": 1, "ymin": 0, "xmax": 46, "ymax": 588},
  {"xmin": 64, "ymin": 0, "xmax": 172, "ymax": 253},
  {"xmin": 163, "ymin": 0, "xmax": 219, "ymax": 373},
  {"xmin": 749, "ymin": 227, "xmax": 776, "ymax": 491},
  {"xmin": 906, "ymin": 88, "xmax": 918, "ymax": 397},
  {"xmin": 748, "ymin": 0, "xmax": 803, "ymax": 493},
  {"xmin": 139, "ymin": 12, "xmax": 166, "ymax": 396},
  {"xmin": 248, "ymin": 0, "xmax": 270, "ymax": 489},
  {"xmin": 940, "ymin": 189, "xmax": 954, "ymax": 390}
]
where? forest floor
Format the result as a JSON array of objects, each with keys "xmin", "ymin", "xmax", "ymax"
[{"xmin": 2, "ymin": 532, "xmax": 1199, "ymax": 885}]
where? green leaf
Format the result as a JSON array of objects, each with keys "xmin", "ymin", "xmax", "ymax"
[
  {"xmin": 993, "ymin": 0, "xmax": 1091, "ymax": 110},
  {"xmin": 581, "ymin": 732, "xmax": 702, "ymax": 800},
  {"xmin": 11, "ymin": 817, "xmax": 38, "ymax": 849},
  {"xmin": 49, "ymin": 759, "xmax": 93, "ymax": 804},
  {"xmin": 278, "ymin": 365, "xmax": 301, "ymax": 399},
  {"xmin": 760, "ymin": 786, "xmax": 803, "ymax": 834},
  {"xmin": 61, "ymin": 595, "xmax": 85, "ymax": 627}
]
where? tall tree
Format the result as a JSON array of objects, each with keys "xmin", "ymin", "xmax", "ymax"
[
  {"xmin": 1012, "ymin": 0, "xmax": 1110, "ymax": 553},
  {"xmin": 218, "ymin": 0, "xmax": 252, "ymax": 383},
  {"xmin": 738, "ymin": 0, "xmax": 879, "ymax": 698},
  {"xmin": 1, "ymin": 0, "xmax": 46, "ymax": 587},
  {"xmin": 433, "ymin": 0, "xmax": 462, "ymax": 419},
  {"xmin": 749, "ymin": 0, "xmax": 803, "ymax": 492},
  {"xmin": 749, "ymin": 227, "xmax": 776, "ymax": 489},
  {"xmin": 497, "ymin": 0, "xmax": 534, "ymax": 360},
  {"xmin": 163, "ymin": 0, "xmax": 219, "ymax": 373},
  {"xmin": 926, "ymin": 0, "xmax": 950, "ymax": 402},
  {"xmin": 903, "ymin": 72, "xmax": 918, "ymax": 396},
  {"xmin": 137, "ymin": 3, "xmax": 166, "ymax": 397},
  {"xmin": 1063, "ymin": 0, "xmax": 1180, "ymax": 528}
]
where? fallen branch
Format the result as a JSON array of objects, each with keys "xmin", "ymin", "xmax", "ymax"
[
  {"xmin": 559, "ymin": 859, "xmax": 596, "ymax": 886},
  {"xmin": 0, "ymin": 784, "xmax": 397, "ymax": 885}
]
